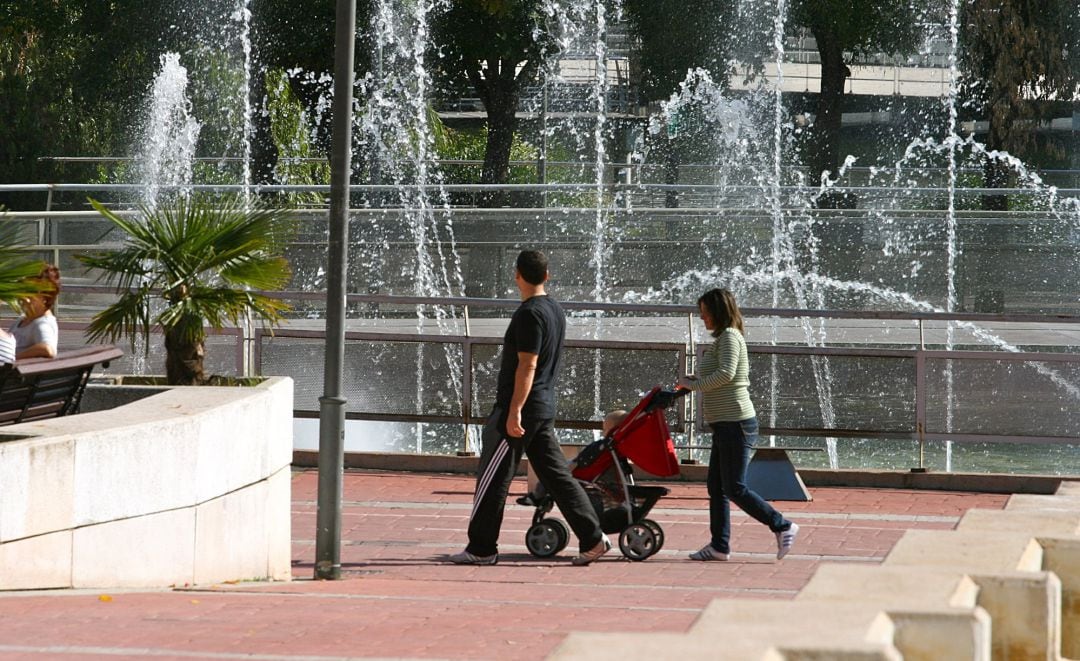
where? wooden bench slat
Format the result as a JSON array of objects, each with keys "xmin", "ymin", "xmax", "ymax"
[
  {"xmin": 15, "ymin": 346, "xmax": 124, "ymax": 377},
  {"xmin": 0, "ymin": 345, "xmax": 123, "ymax": 428}
]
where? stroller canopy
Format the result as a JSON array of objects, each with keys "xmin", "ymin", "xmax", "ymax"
[{"xmin": 574, "ymin": 386, "xmax": 682, "ymax": 480}]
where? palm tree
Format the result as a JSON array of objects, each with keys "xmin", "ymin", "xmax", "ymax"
[{"xmin": 79, "ymin": 197, "xmax": 294, "ymax": 385}]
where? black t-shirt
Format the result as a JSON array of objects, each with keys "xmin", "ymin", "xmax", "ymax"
[{"xmin": 494, "ymin": 295, "xmax": 566, "ymax": 419}]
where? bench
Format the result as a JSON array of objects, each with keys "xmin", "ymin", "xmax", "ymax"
[
  {"xmin": 746, "ymin": 446, "xmax": 824, "ymax": 502},
  {"xmin": 0, "ymin": 345, "xmax": 123, "ymax": 425}
]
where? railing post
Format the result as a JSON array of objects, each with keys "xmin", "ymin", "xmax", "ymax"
[
  {"xmin": 461, "ymin": 305, "xmax": 473, "ymax": 454},
  {"xmin": 41, "ymin": 187, "xmax": 53, "ymax": 248},
  {"xmin": 685, "ymin": 312, "xmax": 696, "ymax": 461},
  {"xmin": 461, "ymin": 339, "xmax": 473, "ymax": 454},
  {"xmin": 914, "ymin": 319, "xmax": 927, "ymax": 471}
]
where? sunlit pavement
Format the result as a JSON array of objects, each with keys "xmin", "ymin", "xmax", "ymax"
[{"xmin": 0, "ymin": 469, "xmax": 1007, "ymax": 660}]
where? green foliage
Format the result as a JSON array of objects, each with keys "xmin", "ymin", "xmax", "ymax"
[
  {"xmin": 621, "ymin": 0, "xmax": 733, "ymax": 103},
  {"xmin": 436, "ymin": 126, "xmax": 539, "ymax": 184},
  {"xmin": 432, "ymin": 0, "xmax": 551, "ymax": 77},
  {"xmin": 0, "ymin": 207, "xmax": 49, "ymax": 309},
  {"xmin": 251, "ymin": 0, "xmax": 371, "ymax": 156},
  {"xmin": 79, "ymin": 196, "xmax": 295, "ymax": 382},
  {"xmin": 0, "ymin": 1, "xmax": 185, "ymax": 207},
  {"xmin": 960, "ymin": 0, "xmax": 1080, "ymax": 160},
  {"xmin": 265, "ymin": 68, "xmax": 330, "ymax": 203},
  {"xmin": 788, "ymin": 0, "xmax": 935, "ymax": 61}
]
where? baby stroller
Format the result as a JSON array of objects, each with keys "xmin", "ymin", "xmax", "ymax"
[{"xmin": 524, "ymin": 386, "xmax": 687, "ymax": 561}]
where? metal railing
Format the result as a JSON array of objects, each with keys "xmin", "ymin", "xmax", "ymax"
[
  {"xmin": 26, "ymin": 286, "xmax": 1080, "ymax": 471},
  {"xmin": 238, "ymin": 294, "xmax": 1080, "ymax": 469},
  {"xmin": 4, "ymin": 195, "xmax": 1080, "ymax": 470}
]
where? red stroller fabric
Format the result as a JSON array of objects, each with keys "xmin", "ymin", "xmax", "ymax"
[{"xmin": 572, "ymin": 386, "xmax": 681, "ymax": 480}]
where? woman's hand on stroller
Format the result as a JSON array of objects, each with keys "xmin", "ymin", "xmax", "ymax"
[
  {"xmin": 676, "ymin": 374, "xmax": 698, "ymax": 390},
  {"xmin": 649, "ymin": 386, "xmax": 691, "ymax": 411}
]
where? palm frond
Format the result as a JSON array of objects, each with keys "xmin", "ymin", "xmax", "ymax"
[
  {"xmin": 83, "ymin": 290, "xmax": 153, "ymax": 354},
  {"xmin": 219, "ymin": 255, "xmax": 292, "ymax": 291},
  {"xmin": 82, "ymin": 197, "xmax": 295, "ymax": 368},
  {"xmin": 0, "ymin": 213, "xmax": 48, "ymax": 308}
]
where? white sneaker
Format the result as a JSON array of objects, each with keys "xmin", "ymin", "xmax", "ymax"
[
  {"xmin": 571, "ymin": 536, "xmax": 611, "ymax": 566},
  {"xmin": 447, "ymin": 550, "xmax": 498, "ymax": 565},
  {"xmin": 776, "ymin": 523, "xmax": 799, "ymax": 560},
  {"xmin": 689, "ymin": 545, "xmax": 730, "ymax": 561}
]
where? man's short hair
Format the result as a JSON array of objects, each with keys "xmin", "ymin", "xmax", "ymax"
[{"xmin": 516, "ymin": 250, "xmax": 549, "ymax": 286}]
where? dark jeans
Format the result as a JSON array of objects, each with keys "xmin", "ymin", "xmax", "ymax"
[
  {"xmin": 465, "ymin": 407, "xmax": 603, "ymax": 557},
  {"xmin": 706, "ymin": 417, "xmax": 790, "ymax": 554}
]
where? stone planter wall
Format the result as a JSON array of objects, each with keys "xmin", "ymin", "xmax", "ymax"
[{"xmin": 0, "ymin": 376, "xmax": 293, "ymax": 590}]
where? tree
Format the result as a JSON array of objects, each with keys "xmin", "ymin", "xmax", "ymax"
[
  {"xmin": 622, "ymin": 1, "xmax": 730, "ymax": 107},
  {"xmin": 0, "ymin": 1, "xmax": 183, "ymax": 208},
  {"xmin": 957, "ymin": 0, "xmax": 1080, "ymax": 311},
  {"xmin": 622, "ymin": 0, "xmax": 732, "ymax": 207},
  {"xmin": 788, "ymin": 0, "xmax": 933, "ymax": 204},
  {"xmin": 250, "ymin": 0, "xmax": 374, "ymax": 185},
  {"xmin": 960, "ymin": 0, "xmax": 1080, "ymax": 211},
  {"xmin": 78, "ymin": 197, "xmax": 293, "ymax": 385},
  {"xmin": 431, "ymin": 0, "xmax": 554, "ymax": 205}
]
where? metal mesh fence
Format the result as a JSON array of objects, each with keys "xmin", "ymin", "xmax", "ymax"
[
  {"xmin": 751, "ymin": 353, "xmax": 915, "ymax": 433},
  {"xmin": 925, "ymin": 358, "xmax": 1080, "ymax": 438},
  {"xmin": 260, "ymin": 336, "xmax": 463, "ymax": 418},
  {"xmin": 469, "ymin": 343, "xmax": 684, "ymax": 425}
]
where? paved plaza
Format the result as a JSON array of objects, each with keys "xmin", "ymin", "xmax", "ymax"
[{"xmin": 0, "ymin": 469, "xmax": 1008, "ymax": 660}]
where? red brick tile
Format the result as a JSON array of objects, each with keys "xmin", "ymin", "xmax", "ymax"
[{"xmin": 0, "ymin": 468, "xmax": 1010, "ymax": 660}]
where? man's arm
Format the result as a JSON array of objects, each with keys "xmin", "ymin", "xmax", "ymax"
[{"xmin": 506, "ymin": 351, "xmax": 538, "ymax": 438}]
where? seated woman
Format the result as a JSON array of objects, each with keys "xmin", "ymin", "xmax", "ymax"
[{"xmin": 11, "ymin": 264, "xmax": 60, "ymax": 360}]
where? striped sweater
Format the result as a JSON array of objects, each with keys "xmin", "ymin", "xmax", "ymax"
[{"xmin": 691, "ymin": 327, "xmax": 756, "ymax": 422}]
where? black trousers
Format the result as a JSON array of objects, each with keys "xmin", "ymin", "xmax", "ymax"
[{"xmin": 465, "ymin": 407, "xmax": 603, "ymax": 557}]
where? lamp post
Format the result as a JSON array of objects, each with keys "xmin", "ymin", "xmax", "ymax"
[{"xmin": 314, "ymin": 0, "xmax": 357, "ymax": 581}]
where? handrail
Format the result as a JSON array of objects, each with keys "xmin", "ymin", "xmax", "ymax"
[
  {"xmin": 2, "ymin": 182, "xmax": 1079, "ymax": 196},
  {"xmin": 5, "ymin": 208, "xmax": 1075, "ymax": 221},
  {"xmin": 33, "ymin": 156, "xmax": 1080, "ymax": 176},
  {"xmin": 57, "ymin": 286, "xmax": 1080, "ymax": 325},
  {"xmin": 244, "ymin": 293, "xmax": 1080, "ymax": 469},
  {"xmin": 43, "ymin": 291, "xmax": 1080, "ymax": 467}
]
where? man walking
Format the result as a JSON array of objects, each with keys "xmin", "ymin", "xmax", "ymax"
[{"xmin": 449, "ymin": 250, "xmax": 610, "ymax": 566}]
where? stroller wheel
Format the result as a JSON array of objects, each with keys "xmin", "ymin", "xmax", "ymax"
[
  {"xmin": 550, "ymin": 518, "xmax": 570, "ymax": 553},
  {"xmin": 526, "ymin": 518, "xmax": 570, "ymax": 558},
  {"xmin": 640, "ymin": 519, "xmax": 665, "ymax": 552},
  {"xmin": 618, "ymin": 523, "xmax": 658, "ymax": 561}
]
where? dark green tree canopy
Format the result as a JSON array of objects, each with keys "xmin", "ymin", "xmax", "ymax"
[
  {"xmin": 431, "ymin": 0, "xmax": 558, "ymax": 196},
  {"xmin": 788, "ymin": 0, "xmax": 933, "ymax": 61},
  {"xmin": 787, "ymin": 0, "xmax": 934, "ymax": 191},
  {"xmin": 621, "ymin": 0, "xmax": 732, "ymax": 105},
  {"xmin": 960, "ymin": 0, "xmax": 1080, "ymax": 160},
  {"xmin": 0, "ymin": 1, "xmax": 184, "ymax": 206}
]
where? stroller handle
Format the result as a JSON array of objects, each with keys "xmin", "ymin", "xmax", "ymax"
[{"xmin": 644, "ymin": 387, "xmax": 690, "ymax": 412}]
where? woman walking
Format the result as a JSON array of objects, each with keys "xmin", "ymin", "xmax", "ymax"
[{"xmin": 678, "ymin": 288, "xmax": 799, "ymax": 561}]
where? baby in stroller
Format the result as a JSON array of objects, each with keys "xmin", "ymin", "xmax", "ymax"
[
  {"xmin": 519, "ymin": 387, "xmax": 686, "ymax": 561},
  {"xmin": 517, "ymin": 409, "xmax": 628, "ymax": 507}
]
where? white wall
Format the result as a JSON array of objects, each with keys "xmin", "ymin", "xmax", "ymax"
[{"xmin": 0, "ymin": 377, "xmax": 293, "ymax": 590}]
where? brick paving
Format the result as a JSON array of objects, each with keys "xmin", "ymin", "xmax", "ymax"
[{"xmin": 0, "ymin": 469, "xmax": 1008, "ymax": 660}]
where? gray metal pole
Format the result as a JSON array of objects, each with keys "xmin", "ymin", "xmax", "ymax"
[{"xmin": 314, "ymin": 0, "xmax": 357, "ymax": 581}]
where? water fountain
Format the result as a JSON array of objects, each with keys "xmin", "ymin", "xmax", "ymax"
[
  {"xmin": 112, "ymin": 0, "xmax": 1079, "ymax": 470},
  {"xmin": 135, "ymin": 53, "xmax": 202, "ymax": 210}
]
